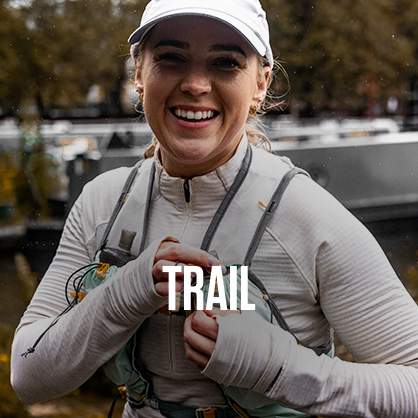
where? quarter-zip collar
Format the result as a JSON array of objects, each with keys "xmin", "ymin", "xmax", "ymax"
[
  {"xmin": 153, "ymin": 135, "xmax": 249, "ymax": 210},
  {"xmin": 183, "ymin": 178, "xmax": 191, "ymax": 203}
]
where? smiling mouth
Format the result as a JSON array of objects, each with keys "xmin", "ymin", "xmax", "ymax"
[{"xmin": 171, "ymin": 107, "xmax": 218, "ymax": 121}]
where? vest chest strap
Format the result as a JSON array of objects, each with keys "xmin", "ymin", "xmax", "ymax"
[{"xmin": 128, "ymin": 394, "xmax": 242, "ymax": 418}]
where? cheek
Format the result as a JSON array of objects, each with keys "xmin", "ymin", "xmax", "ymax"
[
  {"xmin": 143, "ymin": 81, "xmax": 168, "ymax": 116},
  {"xmin": 225, "ymin": 75, "xmax": 259, "ymax": 111},
  {"xmin": 140, "ymin": 56, "xmax": 166, "ymax": 93},
  {"xmin": 143, "ymin": 72, "xmax": 162, "ymax": 98}
]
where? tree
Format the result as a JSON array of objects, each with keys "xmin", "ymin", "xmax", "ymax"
[
  {"xmin": 0, "ymin": 0, "xmax": 148, "ymax": 118},
  {"xmin": 0, "ymin": 1, "xmax": 32, "ymax": 114},
  {"xmin": 1, "ymin": 0, "xmax": 418, "ymax": 118},
  {"xmin": 261, "ymin": 0, "xmax": 418, "ymax": 116}
]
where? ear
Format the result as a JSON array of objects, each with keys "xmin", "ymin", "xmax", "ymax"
[
  {"xmin": 134, "ymin": 61, "xmax": 144, "ymax": 94},
  {"xmin": 252, "ymin": 66, "xmax": 271, "ymax": 106}
]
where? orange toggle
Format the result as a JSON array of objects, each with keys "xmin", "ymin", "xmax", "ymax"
[
  {"xmin": 118, "ymin": 386, "xmax": 127, "ymax": 399},
  {"xmin": 71, "ymin": 291, "xmax": 85, "ymax": 301},
  {"xmin": 96, "ymin": 263, "xmax": 110, "ymax": 280}
]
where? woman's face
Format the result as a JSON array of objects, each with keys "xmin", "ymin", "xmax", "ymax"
[{"xmin": 135, "ymin": 16, "xmax": 270, "ymax": 177}]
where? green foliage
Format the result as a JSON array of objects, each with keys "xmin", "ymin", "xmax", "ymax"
[
  {"xmin": 0, "ymin": 3, "xmax": 30, "ymax": 111},
  {"xmin": 262, "ymin": 0, "xmax": 418, "ymax": 110},
  {"xmin": 0, "ymin": 151, "xmax": 17, "ymax": 205},
  {"xmin": 1, "ymin": 0, "xmax": 148, "ymax": 114},
  {"xmin": 0, "ymin": 0, "xmax": 418, "ymax": 115},
  {"xmin": 13, "ymin": 145, "xmax": 62, "ymax": 218},
  {"xmin": 0, "ymin": 133, "xmax": 66, "ymax": 220}
]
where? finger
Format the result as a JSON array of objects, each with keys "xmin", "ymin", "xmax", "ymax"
[
  {"xmin": 189, "ymin": 310, "xmax": 219, "ymax": 341},
  {"xmin": 202, "ymin": 307, "xmax": 221, "ymax": 317},
  {"xmin": 184, "ymin": 341, "xmax": 210, "ymax": 370},
  {"xmin": 184, "ymin": 313, "xmax": 217, "ymax": 357},
  {"xmin": 155, "ymin": 242, "xmax": 222, "ymax": 270},
  {"xmin": 154, "ymin": 280, "xmax": 182, "ymax": 297},
  {"xmin": 156, "ymin": 237, "xmax": 180, "ymax": 252},
  {"xmin": 153, "ymin": 260, "xmax": 184, "ymax": 296},
  {"xmin": 152, "ymin": 260, "xmax": 188, "ymax": 283},
  {"xmin": 204, "ymin": 307, "xmax": 241, "ymax": 318}
]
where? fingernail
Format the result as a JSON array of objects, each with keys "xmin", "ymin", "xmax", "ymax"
[
  {"xmin": 208, "ymin": 257, "xmax": 215, "ymax": 266},
  {"xmin": 222, "ymin": 265, "xmax": 226, "ymax": 275}
]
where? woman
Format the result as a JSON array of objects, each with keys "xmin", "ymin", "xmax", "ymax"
[{"xmin": 11, "ymin": 1, "xmax": 418, "ymax": 417}]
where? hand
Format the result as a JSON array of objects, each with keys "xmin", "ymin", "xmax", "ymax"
[
  {"xmin": 184, "ymin": 308, "xmax": 241, "ymax": 370},
  {"xmin": 193, "ymin": 310, "xmax": 288, "ymax": 392},
  {"xmin": 152, "ymin": 237, "xmax": 223, "ymax": 297}
]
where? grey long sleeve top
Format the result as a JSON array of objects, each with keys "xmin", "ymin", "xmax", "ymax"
[{"xmin": 11, "ymin": 138, "xmax": 418, "ymax": 417}]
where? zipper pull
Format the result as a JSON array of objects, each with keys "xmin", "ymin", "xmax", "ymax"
[{"xmin": 183, "ymin": 179, "xmax": 190, "ymax": 203}]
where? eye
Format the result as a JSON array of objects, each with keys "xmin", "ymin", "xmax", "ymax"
[
  {"xmin": 213, "ymin": 57, "xmax": 241, "ymax": 69},
  {"xmin": 156, "ymin": 52, "xmax": 185, "ymax": 64}
]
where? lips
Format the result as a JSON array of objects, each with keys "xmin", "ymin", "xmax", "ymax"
[{"xmin": 171, "ymin": 107, "xmax": 218, "ymax": 121}]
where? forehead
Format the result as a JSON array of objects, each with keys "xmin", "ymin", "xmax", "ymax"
[{"xmin": 147, "ymin": 16, "xmax": 255, "ymax": 55}]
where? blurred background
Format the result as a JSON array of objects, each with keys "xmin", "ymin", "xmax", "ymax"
[{"xmin": 1, "ymin": 0, "xmax": 418, "ymax": 416}]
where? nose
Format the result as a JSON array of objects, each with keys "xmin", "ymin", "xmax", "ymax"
[{"xmin": 180, "ymin": 66, "xmax": 212, "ymax": 96}]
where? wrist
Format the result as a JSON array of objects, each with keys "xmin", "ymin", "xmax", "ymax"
[{"xmin": 201, "ymin": 311, "xmax": 290, "ymax": 392}]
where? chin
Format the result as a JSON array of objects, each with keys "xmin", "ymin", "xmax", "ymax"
[
  {"xmin": 176, "ymin": 153, "xmax": 212, "ymax": 167},
  {"xmin": 175, "ymin": 142, "xmax": 216, "ymax": 162}
]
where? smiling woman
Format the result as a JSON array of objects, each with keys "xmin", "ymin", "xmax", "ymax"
[
  {"xmin": 134, "ymin": 16, "xmax": 269, "ymax": 177},
  {"xmin": 10, "ymin": 1, "xmax": 418, "ymax": 418}
]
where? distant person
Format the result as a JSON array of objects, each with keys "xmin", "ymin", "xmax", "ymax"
[{"xmin": 11, "ymin": 1, "xmax": 418, "ymax": 417}]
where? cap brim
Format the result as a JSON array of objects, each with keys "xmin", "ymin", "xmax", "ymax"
[{"xmin": 128, "ymin": 9, "xmax": 272, "ymax": 66}]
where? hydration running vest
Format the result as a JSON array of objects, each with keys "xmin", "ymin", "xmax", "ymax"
[{"xmin": 82, "ymin": 145, "xmax": 333, "ymax": 418}]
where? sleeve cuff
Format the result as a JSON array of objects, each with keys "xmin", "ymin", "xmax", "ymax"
[
  {"xmin": 106, "ymin": 236, "xmax": 173, "ymax": 322},
  {"xmin": 202, "ymin": 310, "xmax": 291, "ymax": 392}
]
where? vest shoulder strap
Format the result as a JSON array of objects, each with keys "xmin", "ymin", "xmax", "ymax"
[
  {"xmin": 96, "ymin": 159, "xmax": 145, "ymax": 255},
  {"xmin": 200, "ymin": 145, "xmax": 252, "ymax": 252},
  {"xmin": 241, "ymin": 166, "xmax": 334, "ymax": 356},
  {"xmin": 244, "ymin": 167, "xmax": 309, "ymax": 266}
]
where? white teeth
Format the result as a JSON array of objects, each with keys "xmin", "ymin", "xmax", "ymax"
[{"xmin": 174, "ymin": 108, "xmax": 215, "ymax": 120}]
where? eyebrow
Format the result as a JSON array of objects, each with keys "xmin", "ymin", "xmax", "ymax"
[
  {"xmin": 154, "ymin": 40, "xmax": 247, "ymax": 57},
  {"xmin": 154, "ymin": 40, "xmax": 190, "ymax": 49},
  {"xmin": 210, "ymin": 44, "xmax": 247, "ymax": 57}
]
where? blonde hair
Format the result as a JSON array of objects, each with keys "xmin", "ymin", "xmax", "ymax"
[{"xmin": 131, "ymin": 41, "xmax": 288, "ymax": 159}]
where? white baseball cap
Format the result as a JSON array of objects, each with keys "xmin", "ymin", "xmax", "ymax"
[{"xmin": 128, "ymin": 0, "xmax": 274, "ymax": 68}]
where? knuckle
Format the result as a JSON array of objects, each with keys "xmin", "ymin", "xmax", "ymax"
[
  {"xmin": 159, "ymin": 241, "xmax": 170, "ymax": 250},
  {"xmin": 154, "ymin": 260, "xmax": 166, "ymax": 272},
  {"xmin": 190, "ymin": 315, "xmax": 203, "ymax": 332},
  {"xmin": 183, "ymin": 328, "xmax": 192, "ymax": 344},
  {"xmin": 167, "ymin": 244, "xmax": 180, "ymax": 260}
]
